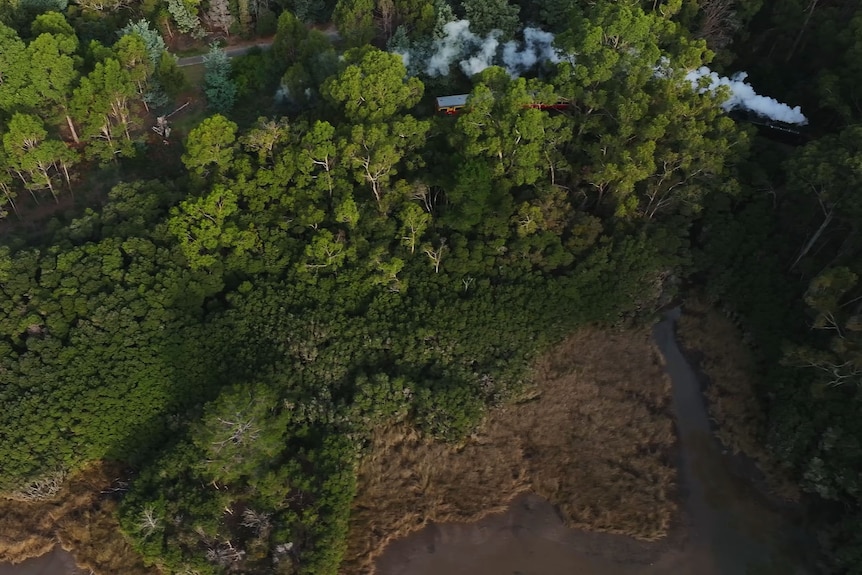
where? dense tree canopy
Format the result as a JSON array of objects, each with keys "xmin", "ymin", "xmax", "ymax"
[{"xmin": 1, "ymin": 0, "xmax": 861, "ymax": 573}]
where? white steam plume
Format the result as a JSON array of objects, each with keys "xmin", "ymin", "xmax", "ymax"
[
  {"xmin": 400, "ymin": 20, "xmax": 807, "ymax": 125},
  {"xmin": 686, "ymin": 67, "xmax": 808, "ymax": 125},
  {"xmin": 424, "ymin": 20, "xmax": 562, "ymax": 78},
  {"xmin": 461, "ymin": 32, "xmax": 499, "ymax": 76},
  {"xmin": 426, "ymin": 20, "xmax": 476, "ymax": 76},
  {"xmin": 502, "ymin": 27, "xmax": 564, "ymax": 76}
]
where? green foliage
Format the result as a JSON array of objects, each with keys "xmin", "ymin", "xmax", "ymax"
[
  {"xmin": 168, "ymin": 185, "xmax": 259, "ymax": 270},
  {"xmin": 119, "ymin": 19, "xmax": 168, "ymax": 68},
  {"xmin": 181, "ymin": 114, "xmax": 238, "ymax": 177},
  {"xmin": 166, "ymin": 0, "xmax": 205, "ymax": 38},
  {"xmin": 255, "ymin": 7, "xmax": 277, "ymax": 35},
  {"xmin": 231, "ymin": 48, "xmax": 278, "ymax": 98},
  {"xmin": 156, "ymin": 52, "xmax": 187, "ymax": 98},
  {"xmin": 1, "ymin": 1, "xmax": 831, "ymax": 573},
  {"xmin": 272, "ymin": 9, "xmax": 307, "ymax": 63},
  {"xmin": 2, "ymin": 112, "xmax": 76, "ymax": 202},
  {"xmin": 0, "ymin": 23, "xmax": 35, "ymax": 113},
  {"xmin": 31, "ymin": 10, "xmax": 75, "ymax": 40},
  {"xmin": 462, "ymin": 0, "xmax": 519, "ymax": 39},
  {"xmin": 203, "ymin": 44, "xmax": 237, "ymax": 113},
  {"xmin": 71, "ymin": 57, "xmax": 139, "ymax": 163},
  {"xmin": 284, "ymin": 0, "xmax": 328, "ymax": 23},
  {"xmin": 321, "ymin": 47, "xmax": 423, "ymax": 123},
  {"xmin": 332, "ymin": 0, "xmax": 374, "ymax": 47}
]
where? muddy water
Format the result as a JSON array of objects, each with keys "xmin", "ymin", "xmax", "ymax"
[
  {"xmin": 0, "ymin": 548, "xmax": 83, "ymax": 575},
  {"xmin": 376, "ymin": 310, "xmax": 814, "ymax": 575}
]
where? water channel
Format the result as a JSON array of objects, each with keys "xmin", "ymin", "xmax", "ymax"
[{"xmin": 375, "ymin": 310, "xmax": 816, "ymax": 575}]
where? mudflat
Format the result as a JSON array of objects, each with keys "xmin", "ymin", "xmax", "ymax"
[
  {"xmin": 373, "ymin": 314, "xmax": 814, "ymax": 575},
  {"xmin": 0, "ymin": 548, "xmax": 82, "ymax": 575},
  {"xmin": 375, "ymin": 493, "xmax": 716, "ymax": 575},
  {"xmin": 345, "ymin": 327, "xmax": 677, "ymax": 574}
]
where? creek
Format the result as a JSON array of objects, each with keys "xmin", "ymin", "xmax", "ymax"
[{"xmin": 375, "ymin": 310, "xmax": 815, "ymax": 575}]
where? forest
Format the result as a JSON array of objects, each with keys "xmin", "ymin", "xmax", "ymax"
[{"xmin": 0, "ymin": 0, "xmax": 860, "ymax": 573}]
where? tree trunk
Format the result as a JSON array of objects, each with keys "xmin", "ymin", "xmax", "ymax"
[
  {"xmin": 65, "ymin": 114, "xmax": 80, "ymax": 144},
  {"xmin": 791, "ymin": 206, "xmax": 833, "ymax": 270},
  {"xmin": 787, "ymin": 0, "xmax": 819, "ymax": 62},
  {"xmin": 1, "ymin": 185, "xmax": 19, "ymax": 218}
]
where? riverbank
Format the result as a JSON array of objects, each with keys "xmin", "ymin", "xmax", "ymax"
[
  {"xmin": 343, "ymin": 327, "xmax": 677, "ymax": 574},
  {"xmin": 675, "ymin": 298, "xmax": 800, "ymax": 501},
  {"xmin": 0, "ymin": 464, "xmax": 156, "ymax": 575},
  {"xmin": 369, "ymin": 311, "xmax": 815, "ymax": 575},
  {"xmin": 0, "ymin": 547, "xmax": 83, "ymax": 575}
]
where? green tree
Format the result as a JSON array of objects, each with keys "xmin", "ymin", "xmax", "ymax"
[
  {"xmin": 398, "ymin": 201, "xmax": 430, "ymax": 253},
  {"xmin": 182, "ymin": 114, "xmax": 238, "ymax": 177},
  {"xmin": 168, "ymin": 185, "xmax": 259, "ymax": 270},
  {"xmin": 442, "ymin": 159, "xmax": 510, "ymax": 236},
  {"xmin": 321, "ymin": 47, "xmax": 424, "ymax": 123},
  {"xmin": 118, "ymin": 20, "xmax": 170, "ymax": 107},
  {"xmin": 26, "ymin": 30, "xmax": 81, "ymax": 143},
  {"xmin": 332, "ymin": 0, "xmax": 375, "ymax": 47},
  {"xmin": 392, "ymin": 0, "xmax": 436, "ymax": 36},
  {"xmin": 119, "ymin": 20, "xmax": 168, "ymax": 67},
  {"xmin": 432, "ymin": 0, "xmax": 455, "ymax": 38},
  {"xmin": 156, "ymin": 52, "xmax": 187, "ymax": 98},
  {"xmin": 2, "ymin": 113, "xmax": 76, "ymax": 203},
  {"xmin": 71, "ymin": 58, "xmax": 138, "ymax": 163},
  {"xmin": 454, "ymin": 73, "xmax": 570, "ymax": 189},
  {"xmin": 272, "ymin": 10, "xmax": 307, "ymax": 63},
  {"xmin": 462, "ymin": 0, "xmax": 519, "ymax": 39},
  {"xmin": 0, "ymin": 24, "xmax": 36, "ymax": 113},
  {"xmin": 785, "ymin": 126, "xmax": 862, "ymax": 270},
  {"xmin": 0, "ymin": 171, "xmax": 17, "ymax": 220},
  {"xmin": 202, "ymin": 44, "xmax": 237, "ymax": 113},
  {"xmin": 341, "ymin": 116, "xmax": 430, "ymax": 211},
  {"xmin": 167, "ymin": 0, "xmax": 205, "ymax": 37},
  {"xmin": 114, "ymin": 34, "xmax": 157, "ymax": 111},
  {"xmin": 30, "ymin": 11, "xmax": 77, "ymax": 42}
]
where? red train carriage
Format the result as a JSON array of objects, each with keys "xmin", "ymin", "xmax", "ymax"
[{"xmin": 435, "ymin": 94, "xmax": 570, "ymax": 115}]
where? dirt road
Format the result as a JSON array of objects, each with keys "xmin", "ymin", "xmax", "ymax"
[{"xmin": 176, "ymin": 40, "xmax": 273, "ymax": 67}]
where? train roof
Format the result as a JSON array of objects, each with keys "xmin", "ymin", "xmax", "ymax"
[{"xmin": 436, "ymin": 94, "xmax": 469, "ymax": 108}]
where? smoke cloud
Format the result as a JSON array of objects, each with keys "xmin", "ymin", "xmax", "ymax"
[
  {"xmin": 397, "ymin": 20, "xmax": 807, "ymax": 125},
  {"xmin": 424, "ymin": 20, "xmax": 562, "ymax": 78},
  {"xmin": 686, "ymin": 67, "xmax": 808, "ymax": 125},
  {"xmin": 502, "ymin": 28, "xmax": 565, "ymax": 76}
]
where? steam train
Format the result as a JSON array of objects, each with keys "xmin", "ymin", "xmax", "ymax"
[
  {"xmin": 726, "ymin": 108, "xmax": 809, "ymax": 145},
  {"xmin": 435, "ymin": 94, "xmax": 570, "ymax": 115},
  {"xmin": 435, "ymin": 94, "xmax": 809, "ymax": 145}
]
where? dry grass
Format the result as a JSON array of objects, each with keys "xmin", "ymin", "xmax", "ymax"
[
  {"xmin": 343, "ymin": 327, "xmax": 677, "ymax": 575},
  {"xmin": 677, "ymin": 298, "xmax": 799, "ymax": 501},
  {"xmin": 0, "ymin": 463, "xmax": 159, "ymax": 575}
]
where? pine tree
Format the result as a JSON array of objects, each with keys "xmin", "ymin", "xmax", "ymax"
[
  {"xmin": 203, "ymin": 44, "xmax": 237, "ymax": 112},
  {"xmin": 167, "ymin": 0, "xmax": 205, "ymax": 38}
]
